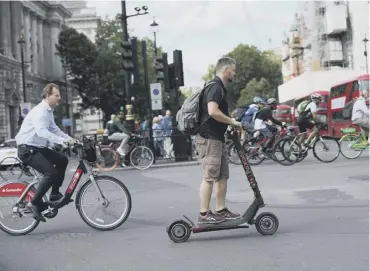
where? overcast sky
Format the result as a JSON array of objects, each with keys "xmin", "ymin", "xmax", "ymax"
[{"xmin": 86, "ymin": 0, "xmax": 301, "ymax": 88}]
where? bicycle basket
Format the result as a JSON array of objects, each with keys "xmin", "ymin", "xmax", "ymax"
[
  {"xmin": 341, "ymin": 127, "xmax": 357, "ymax": 134},
  {"xmin": 82, "ymin": 139, "xmax": 97, "ymax": 163}
]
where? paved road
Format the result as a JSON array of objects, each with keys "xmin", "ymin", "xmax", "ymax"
[{"xmin": 0, "ymin": 153, "xmax": 368, "ymax": 271}]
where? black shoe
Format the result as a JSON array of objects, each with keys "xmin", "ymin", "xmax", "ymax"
[
  {"xmin": 27, "ymin": 203, "xmax": 46, "ymax": 222},
  {"xmin": 49, "ymin": 192, "xmax": 63, "ymax": 202}
]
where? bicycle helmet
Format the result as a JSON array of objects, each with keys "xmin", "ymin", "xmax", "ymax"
[
  {"xmin": 311, "ymin": 93, "xmax": 322, "ymax": 101},
  {"xmin": 253, "ymin": 97, "xmax": 266, "ymax": 104},
  {"xmin": 266, "ymin": 98, "xmax": 277, "ymax": 105}
]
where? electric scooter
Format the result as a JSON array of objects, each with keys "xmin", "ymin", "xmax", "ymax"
[{"xmin": 166, "ymin": 126, "xmax": 279, "ymax": 243}]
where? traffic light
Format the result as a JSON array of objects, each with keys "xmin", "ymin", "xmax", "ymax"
[
  {"xmin": 121, "ymin": 40, "xmax": 133, "ymax": 71},
  {"xmin": 155, "ymin": 55, "xmax": 164, "ymax": 81},
  {"xmin": 168, "ymin": 63, "xmax": 175, "ymax": 89},
  {"xmin": 131, "ymin": 37, "xmax": 140, "ymax": 85},
  {"xmin": 173, "ymin": 49, "xmax": 184, "ymax": 87},
  {"xmin": 162, "ymin": 53, "xmax": 170, "ymax": 92}
]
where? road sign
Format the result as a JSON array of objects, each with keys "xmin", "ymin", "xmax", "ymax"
[
  {"xmin": 151, "ymin": 99, "xmax": 162, "ymax": 111},
  {"xmin": 150, "ymin": 83, "xmax": 162, "ymax": 100},
  {"xmin": 19, "ymin": 103, "xmax": 31, "ymax": 118},
  {"xmin": 62, "ymin": 118, "xmax": 73, "ymax": 127}
]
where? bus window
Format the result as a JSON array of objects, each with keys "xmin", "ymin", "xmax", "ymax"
[
  {"xmin": 359, "ymin": 79, "xmax": 369, "ymax": 91},
  {"xmin": 331, "ymin": 84, "xmax": 347, "ymax": 97}
]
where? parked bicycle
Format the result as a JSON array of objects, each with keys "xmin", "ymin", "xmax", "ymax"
[
  {"xmin": 96, "ymin": 133, "xmax": 154, "ymax": 171},
  {"xmin": 0, "ymin": 138, "xmax": 132, "ymax": 236},
  {"xmin": 339, "ymin": 124, "xmax": 369, "ymax": 159}
]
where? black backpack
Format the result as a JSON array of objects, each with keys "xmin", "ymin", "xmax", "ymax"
[
  {"xmin": 234, "ymin": 104, "xmax": 250, "ymax": 121},
  {"xmin": 342, "ymin": 100, "xmax": 355, "ymax": 119}
]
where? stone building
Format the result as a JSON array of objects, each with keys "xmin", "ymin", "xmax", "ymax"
[{"xmin": 0, "ymin": 1, "xmax": 71, "ymax": 140}]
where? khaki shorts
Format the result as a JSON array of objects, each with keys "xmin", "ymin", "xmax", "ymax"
[{"xmin": 195, "ymin": 134, "xmax": 229, "ymax": 182}]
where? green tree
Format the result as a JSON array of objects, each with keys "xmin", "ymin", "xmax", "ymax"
[
  {"xmin": 57, "ymin": 19, "xmax": 160, "ymax": 123},
  {"xmin": 202, "ymin": 64, "xmax": 216, "ymax": 82},
  {"xmin": 202, "ymin": 44, "xmax": 282, "ymax": 109},
  {"xmin": 237, "ymin": 77, "xmax": 272, "ymax": 106}
]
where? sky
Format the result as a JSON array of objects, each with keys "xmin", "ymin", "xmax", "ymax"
[{"xmin": 86, "ymin": 0, "xmax": 301, "ymax": 88}]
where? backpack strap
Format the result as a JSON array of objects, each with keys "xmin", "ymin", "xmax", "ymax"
[{"xmin": 197, "ymin": 81, "xmax": 224, "ymax": 131}]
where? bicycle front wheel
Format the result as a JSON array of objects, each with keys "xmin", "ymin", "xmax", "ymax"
[
  {"xmin": 95, "ymin": 147, "xmax": 119, "ymax": 172},
  {"xmin": 130, "ymin": 146, "xmax": 154, "ymax": 170},
  {"xmin": 313, "ymin": 137, "xmax": 340, "ymax": 163},
  {"xmin": 76, "ymin": 176, "xmax": 132, "ymax": 231},
  {"xmin": 339, "ymin": 134, "xmax": 364, "ymax": 159}
]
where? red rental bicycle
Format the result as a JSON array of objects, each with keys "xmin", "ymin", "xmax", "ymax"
[{"xmin": 0, "ymin": 139, "xmax": 132, "ymax": 236}]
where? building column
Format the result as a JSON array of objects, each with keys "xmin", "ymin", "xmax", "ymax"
[
  {"xmin": 10, "ymin": 1, "xmax": 22, "ymax": 60},
  {"xmin": 30, "ymin": 11, "xmax": 38, "ymax": 75},
  {"xmin": 37, "ymin": 16, "xmax": 44, "ymax": 78},
  {"xmin": 50, "ymin": 19, "xmax": 62, "ymax": 79},
  {"xmin": 23, "ymin": 6, "xmax": 31, "ymax": 72},
  {"xmin": 0, "ymin": 1, "xmax": 12, "ymax": 56}
]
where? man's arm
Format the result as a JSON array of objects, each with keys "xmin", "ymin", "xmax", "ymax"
[
  {"xmin": 206, "ymin": 85, "xmax": 234, "ymax": 125},
  {"xmin": 49, "ymin": 118, "xmax": 70, "ymax": 139},
  {"xmin": 34, "ymin": 111, "xmax": 66, "ymax": 145}
]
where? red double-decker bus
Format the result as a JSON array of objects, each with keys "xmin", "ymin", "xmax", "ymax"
[
  {"xmin": 273, "ymin": 104, "xmax": 293, "ymax": 125},
  {"xmin": 328, "ymin": 74, "xmax": 369, "ymax": 138}
]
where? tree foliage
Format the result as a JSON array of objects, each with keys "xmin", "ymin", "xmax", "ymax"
[
  {"xmin": 202, "ymin": 44, "xmax": 282, "ymax": 109},
  {"xmin": 56, "ymin": 19, "xmax": 160, "ymax": 122},
  {"xmin": 237, "ymin": 77, "xmax": 272, "ymax": 106}
]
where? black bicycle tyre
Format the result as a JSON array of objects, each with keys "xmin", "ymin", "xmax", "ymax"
[
  {"xmin": 312, "ymin": 137, "xmax": 340, "ymax": 163},
  {"xmin": 242, "ymin": 139, "xmax": 265, "ymax": 166},
  {"xmin": 228, "ymin": 142, "xmax": 241, "ymax": 165},
  {"xmin": 275, "ymin": 137, "xmax": 298, "ymax": 166},
  {"xmin": 75, "ymin": 176, "xmax": 132, "ymax": 231}
]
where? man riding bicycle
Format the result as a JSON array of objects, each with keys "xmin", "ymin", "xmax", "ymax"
[
  {"xmin": 351, "ymin": 90, "xmax": 369, "ymax": 144},
  {"xmin": 241, "ymin": 96, "xmax": 266, "ymax": 132},
  {"xmin": 15, "ymin": 83, "xmax": 76, "ymax": 222},
  {"xmin": 296, "ymin": 93, "xmax": 322, "ymax": 147},
  {"xmin": 254, "ymin": 98, "xmax": 285, "ymax": 154},
  {"xmin": 108, "ymin": 111, "xmax": 131, "ymax": 158}
]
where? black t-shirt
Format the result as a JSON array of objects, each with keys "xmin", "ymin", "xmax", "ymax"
[
  {"xmin": 255, "ymin": 106, "xmax": 282, "ymax": 126},
  {"xmin": 199, "ymin": 76, "xmax": 229, "ymax": 142}
]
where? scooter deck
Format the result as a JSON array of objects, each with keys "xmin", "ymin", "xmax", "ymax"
[{"xmin": 196, "ymin": 218, "xmax": 248, "ymax": 228}]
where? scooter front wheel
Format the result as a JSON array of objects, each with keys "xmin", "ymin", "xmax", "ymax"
[
  {"xmin": 255, "ymin": 212, "xmax": 279, "ymax": 235},
  {"xmin": 167, "ymin": 219, "xmax": 192, "ymax": 243}
]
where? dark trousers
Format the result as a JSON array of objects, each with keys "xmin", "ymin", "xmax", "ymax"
[{"xmin": 17, "ymin": 145, "xmax": 68, "ymax": 205}]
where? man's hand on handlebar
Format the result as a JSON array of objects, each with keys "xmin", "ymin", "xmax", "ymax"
[
  {"xmin": 230, "ymin": 119, "xmax": 242, "ymax": 128},
  {"xmin": 63, "ymin": 137, "xmax": 77, "ymax": 147}
]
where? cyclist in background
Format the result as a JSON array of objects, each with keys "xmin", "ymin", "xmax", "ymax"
[
  {"xmin": 254, "ymin": 98, "xmax": 285, "ymax": 154},
  {"xmin": 296, "ymin": 93, "xmax": 322, "ymax": 147}
]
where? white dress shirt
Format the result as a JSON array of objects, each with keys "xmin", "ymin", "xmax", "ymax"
[
  {"xmin": 351, "ymin": 97, "xmax": 369, "ymax": 121},
  {"xmin": 15, "ymin": 100, "xmax": 69, "ymax": 148}
]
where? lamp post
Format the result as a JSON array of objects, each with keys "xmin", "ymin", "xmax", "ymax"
[
  {"xmin": 119, "ymin": 1, "xmax": 149, "ymax": 132},
  {"xmin": 150, "ymin": 17, "xmax": 159, "ymax": 56},
  {"xmin": 363, "ymin": 36, "xmax": 368, "ymax": 74},
  {"xmin": 17, "ymin": 28, "xmax": 32, "ymax": 103}
]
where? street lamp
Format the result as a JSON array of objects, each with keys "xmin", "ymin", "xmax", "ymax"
[
  {"xmin": 150, "ymin": 17, "xmax": 159, "ymax": 56},
  {"xmin": 17, "ymin": 27, "xmax": 33, "ymax": 103},
  {"xmin": 363, "ymin": 36, "xmax": 368, "ymax": 74}
]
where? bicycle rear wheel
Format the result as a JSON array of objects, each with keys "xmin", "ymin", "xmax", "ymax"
[
  {"xmin": 130, "ymin": 146, "xmax": 154, "ymax": 170},
  {"xmin": 313, "ymin": 137, "xmax": 340, "ymax": 163},
  {"xmin": 95, "ymin": 147, "xmax": 119, "ymax": 172},
  {"xmin": 339, "ymin": 134, "xmax": 364, "ymax": 159},
  {"xmin": 0, "ymin": 181, "xmax": 39, "ymax": 236},
  {"xmin": 76, "ymin": 176, "xmax": 132, "ymax": 231}
]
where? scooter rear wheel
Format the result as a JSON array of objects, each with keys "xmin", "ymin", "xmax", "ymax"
[
  {"xmin": 255, "ymin": 212, "xmax": 279, "ymax": 235},
  {"xmin": 167, "ymin": 219, "xmax": 192, "ymax": 243}
]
